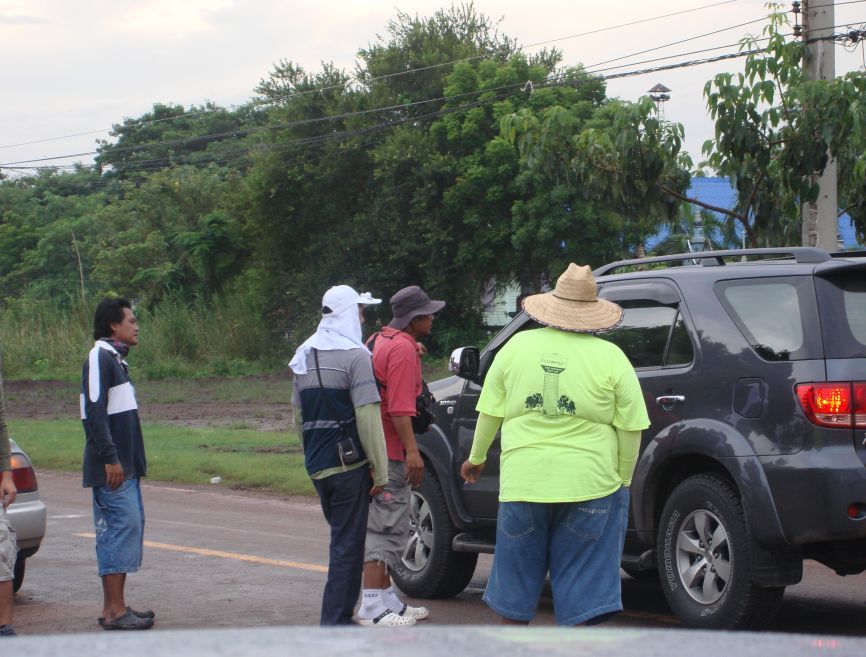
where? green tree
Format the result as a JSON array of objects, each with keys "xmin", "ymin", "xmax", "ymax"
[
  {"xmin": 95, "ymin": 102, "xmax": 265, "ymax": 178},
  {"xmin": 0, "ymin": 168, "xmax": 115, "ymax": 301},
  {"xmin": 502, "ymin": 93, "xmax": 692, "ymax": 263},
  {"xmin": 89, "ymin": 165, "xmax": 247, "ymax": 302},
  {"xmin": 651, "ymin": 204, "xmax": 742, "ymax": 256},
  {"xmin": 242, "ymin": 4, "xmax": 571, "ymax": 347},
  {"xmin": 702, "ymin": 5, "xmax": 866, "ymax": 245}
]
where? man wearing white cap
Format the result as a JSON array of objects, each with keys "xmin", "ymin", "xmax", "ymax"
[{"xmin": 290, "ymin": 285, "xmax": 389, "ymax": 626}]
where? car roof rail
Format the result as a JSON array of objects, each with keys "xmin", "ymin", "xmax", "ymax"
[
  {"xmin": 830, "ymin": 250, "xmax": 866, "ymax": 258},
  {"xmin": 594, "ymin": 247, "xmax": 831, "ymax": 276}
]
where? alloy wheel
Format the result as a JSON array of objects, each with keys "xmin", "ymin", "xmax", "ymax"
[
  {"xmin": 675, "ymin": 509, "xmax": 732, "ymax": 604},
  {"xmin": 402, "ymin": 490, "xmax": 435, "ymax": 571}
]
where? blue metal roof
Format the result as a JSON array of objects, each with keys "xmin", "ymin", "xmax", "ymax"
[{"xmin": 648, "ymin": 177, "xmax": 860, "ymax": 249}]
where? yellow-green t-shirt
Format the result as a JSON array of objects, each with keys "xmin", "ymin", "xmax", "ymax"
[{"xmin": 475, "ymin": 327, "xmax": 650, "ymax": 503}]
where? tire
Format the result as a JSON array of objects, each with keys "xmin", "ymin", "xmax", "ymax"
[
  {"xmin": 12, "ymin": 556, "xmax": 25, "ymax": 593},
  {"xmin": 622, "ymin": 564, "xmax": 660, "ymax": 582},
  {"xmin": 656, "ymin": 474, "xmax": 784, "ymax": 629},
  {"xmin": 391, "ymin": 470, "xmax": 478, "ymax": 598}
]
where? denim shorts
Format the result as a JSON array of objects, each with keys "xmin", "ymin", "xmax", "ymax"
[
  {"xmin": 92, "ymin": 477, "xmax": 145, "ymax": 576},
  {"xmin": 0, "ymin": 506, "xmax": 17, "ymax": 582},
  {"xmin": 483, "ymin": 486, "xmax": 630, "ymax": 626}
]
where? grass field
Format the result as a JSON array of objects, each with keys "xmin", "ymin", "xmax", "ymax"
[
  {"xmin": 5, "ymin": 361, "xmax": 452, "ymax": 497},
  {"xmin": 9, "ymin": 419, "xmax": 314, "ymax": 496}
]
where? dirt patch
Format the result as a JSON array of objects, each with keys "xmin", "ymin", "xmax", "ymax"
[
  {"xmin": 4, "ymin": 376, "xmax": 294, "ymax": 432},
  {"xmin": 141, "ymin": 401, "xmax": 293, "ymax": 432},
  {"xmin": 199, "ymin": 444, "xmax": 302, "ymax": 454}
]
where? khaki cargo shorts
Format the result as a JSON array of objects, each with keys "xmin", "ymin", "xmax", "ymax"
[
  {"xmin": 0, "ymin": 506, "xmax": 17, "ymax": 582},
  {"xmin": 364, "ymin": 460, "xmax": 410, "ymax": 569}
]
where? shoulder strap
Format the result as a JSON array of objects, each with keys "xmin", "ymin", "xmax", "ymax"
[
  {"xmin": 312, "ymin": 348, "xmax": 352, "ymax": 437},
  {"xmin": 367, "ymin": 332, "xmax": 387, "ymax": 391}
]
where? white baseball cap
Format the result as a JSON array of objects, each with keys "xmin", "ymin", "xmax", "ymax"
[{"xmin": 322, "ymin": 285, "xmax": 381, "ymax": 316}]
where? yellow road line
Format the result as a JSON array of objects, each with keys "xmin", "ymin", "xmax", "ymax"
[{"xmin": 73, "ymin": 533, "xmax": 328, "ymax": 573}]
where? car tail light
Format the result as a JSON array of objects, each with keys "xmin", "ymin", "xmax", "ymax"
[
  {"xmin": 796, "ymin": 383, "xmax": 853, "ymax": 427},
  {"xmin": 10, "ymin": 453, "xmax": 38, "ymax": 493},
  {"xmin": 855, "ymin": 383, "xmax": 866, "ymax": 429}
]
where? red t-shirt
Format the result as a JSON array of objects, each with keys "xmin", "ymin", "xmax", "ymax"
[{"xmin": 369, "ymin": 327, "xmax": 422, "ymax": 461}]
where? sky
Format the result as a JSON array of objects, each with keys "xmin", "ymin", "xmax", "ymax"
[{"xmin": 1, "ymin": 0, "xmax": 864, "ymax": 175}]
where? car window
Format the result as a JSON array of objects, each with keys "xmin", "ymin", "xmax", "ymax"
[
  {"xmin": 816, "ymin": 271, "xmax": 866, "ymax": 358},
  {"xmin": 666, "ymin": 313, "xmax": 693, "ymax": 366},
  {"xmin": 715, "ymin": 277, "xmax": 819, "ymax": 361},
  {"xmin": 843, "ymin": 283, "xmax": 866, "ymax": 344},
  {"xmin": 601, "ymin": 301, "xmax": 682, "ymax": 369}
]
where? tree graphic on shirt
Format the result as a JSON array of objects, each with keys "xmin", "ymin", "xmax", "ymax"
[
  {"xmin": 521, "ymin": 354, "xmax": 577, "ymax": 416},
  {"xmin": 525, "ymin": 393, "xmax": 544, "ymax": 410}
]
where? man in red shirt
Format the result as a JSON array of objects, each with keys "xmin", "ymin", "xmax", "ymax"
[{"xmin": 356, "ymin": 286, "xmax": 444, "ymax": 627}]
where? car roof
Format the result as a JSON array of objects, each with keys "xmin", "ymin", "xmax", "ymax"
[{"xmin": 595, "ymin": 248, "xmax": 866, "ymax": 284}]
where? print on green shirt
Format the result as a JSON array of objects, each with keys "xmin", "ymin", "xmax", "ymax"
[{"xmin": 524, "ymin": 353, "xmax": 576, "ymax": 416}]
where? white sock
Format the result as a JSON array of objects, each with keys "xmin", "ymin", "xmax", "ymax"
[
  {"xmin": 385, "ymin": 585, "xmax": 404, "ymax": 611},
  {"xmin": 357, "ymin": 589, "xmax": 390, "ymax": 619}
]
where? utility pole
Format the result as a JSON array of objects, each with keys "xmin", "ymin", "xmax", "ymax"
[{"xmin": 800, "ymin": 0, "xmax": 839, "ymax": 250}]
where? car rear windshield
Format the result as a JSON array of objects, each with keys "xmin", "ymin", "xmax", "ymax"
[
  {"xmin": 816, "ymin": 270, "xmax": 866, "ymax": 358},
  {"xmin": 715, "ymin": 276, "xmax": 821, "ymax": 361}
]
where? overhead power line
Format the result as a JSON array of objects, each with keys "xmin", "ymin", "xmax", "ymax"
[
  {"xmin": 0, "ymin": 43, "xmax": 782, "ymax": 177},
  {"xmin": 0, "ymin": 0, "xmax": 745, "ymax": 152},
  {"xmin": 4, "ymin": 20, "xmax": 862, "ymax": 176},
  {"xmin": 584, "ymin": 17, "xmax": 767, "ymax": 70},
  {"xmin": 0, "ymin": 13, "xmax": 781, "ymax": 169}
]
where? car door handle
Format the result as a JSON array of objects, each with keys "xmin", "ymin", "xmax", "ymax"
[{"xmin": 656, "ymin": 395, "xmax": 685, "ymax": 406}]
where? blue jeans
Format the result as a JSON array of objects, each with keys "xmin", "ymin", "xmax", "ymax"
[
  {"xmin": 92, "ymin": 477, "xmax": 145, "ymax": 576},
  {"xmin": 313, "ymin": 466, "xmax": 372, "ymax": 626},
  {"xmin": 484, "ymin": 487, "xmax": 630, "ymax": 626}
]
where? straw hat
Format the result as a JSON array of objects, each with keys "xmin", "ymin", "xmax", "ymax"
[{"xmin": 522, "ymin": 264, "xmax": 623, "ymax": 333}]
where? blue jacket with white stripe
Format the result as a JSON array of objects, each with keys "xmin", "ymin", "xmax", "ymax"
[{"xmin": 80, "ymin": 340, "xmax": 147, "ymax": 488}]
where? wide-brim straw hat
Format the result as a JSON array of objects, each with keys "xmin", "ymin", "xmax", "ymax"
[{"xmin": 522, "ymin": 263, "xmax": 623, "ymax": 333}]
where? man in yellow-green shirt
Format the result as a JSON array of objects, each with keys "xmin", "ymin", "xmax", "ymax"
[{"xmin": 461, "ymin": 264, "xmax": 649, "ymax": 626}]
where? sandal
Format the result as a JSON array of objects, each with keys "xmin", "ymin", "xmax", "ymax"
[
  {"xmin": 357, "ymin": 610, "xmax": 416, "ymax": 627},
  {"xmin": 101, "ymin": 610, "xmax": 154, "ymax": 631},
  {"xmin": 396, "ymin": 603, "xmax": 430, "ymax": 621},
  {"xmin": 98, "ymin": 606, "xmax": 155, "ymax": 626}
]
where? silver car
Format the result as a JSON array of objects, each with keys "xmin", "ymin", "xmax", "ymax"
[{"xmin": 6, "ymin": 439, "xmax": 46, "ymax": 592}]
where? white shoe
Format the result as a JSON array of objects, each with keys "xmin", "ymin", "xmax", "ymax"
[
  {"xmin": 395, "ymin": 603, "xmax": 430, "ymax": 621},
  {"xmin": 356, "ymin": 611, "xmax": 416, "ymax": 627}
]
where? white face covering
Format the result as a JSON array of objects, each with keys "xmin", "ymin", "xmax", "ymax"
[{"xmin": 288, "ymin": 285, "xmax": 381, "ymax": 375}]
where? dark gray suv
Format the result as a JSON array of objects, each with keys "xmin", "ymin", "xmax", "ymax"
[{"xmin": 390, "ymin": 247, "xmax": 866, "ymax": 630}]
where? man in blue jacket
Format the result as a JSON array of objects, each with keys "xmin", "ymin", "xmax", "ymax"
[{"xmin": 81, "ymin": 298, "xmax": 153, "ymax": 631}]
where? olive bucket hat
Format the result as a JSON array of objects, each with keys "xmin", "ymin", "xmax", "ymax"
[{"xmin": 387, "ymin": 285, "xmax": 445, "ymax": 330}]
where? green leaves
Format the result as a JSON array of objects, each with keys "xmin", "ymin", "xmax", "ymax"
[
  {"xmin": 702, "ymin": 5, "xmax": 865, "ymax": 246},
  {"xmin": 503, "ymin": 90, "xmax": 691, "ymax": 258}
]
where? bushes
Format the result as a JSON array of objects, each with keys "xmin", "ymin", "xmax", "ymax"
[
  {"xmin": 0, "ymin": 290, "xmax": 282, "ymax": 380},
  {"xmin": 0, "ymin": 296, "xmax": 91, "ymax": 380}
]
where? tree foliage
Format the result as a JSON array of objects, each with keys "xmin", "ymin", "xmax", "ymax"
[
  {"xmin": 501, "ymin": 89, "xmax": 692, "ymax": 263},
  {"xmin": 703, "ymin": 5, "xmax": 866, "ymax": 245},
  {"xmin": 2, "ymin": 3, "xmax": 864, "ymax": 369}
]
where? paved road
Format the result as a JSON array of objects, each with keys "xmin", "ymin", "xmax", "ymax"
[{"xmin": 12, "ymin": 471, "xmax": 866, "ymax": 636}]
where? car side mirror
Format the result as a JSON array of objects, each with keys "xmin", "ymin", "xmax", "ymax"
[{"xmin": 449, "ymin": 346, "xmax": 480, "ymax": 382}]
